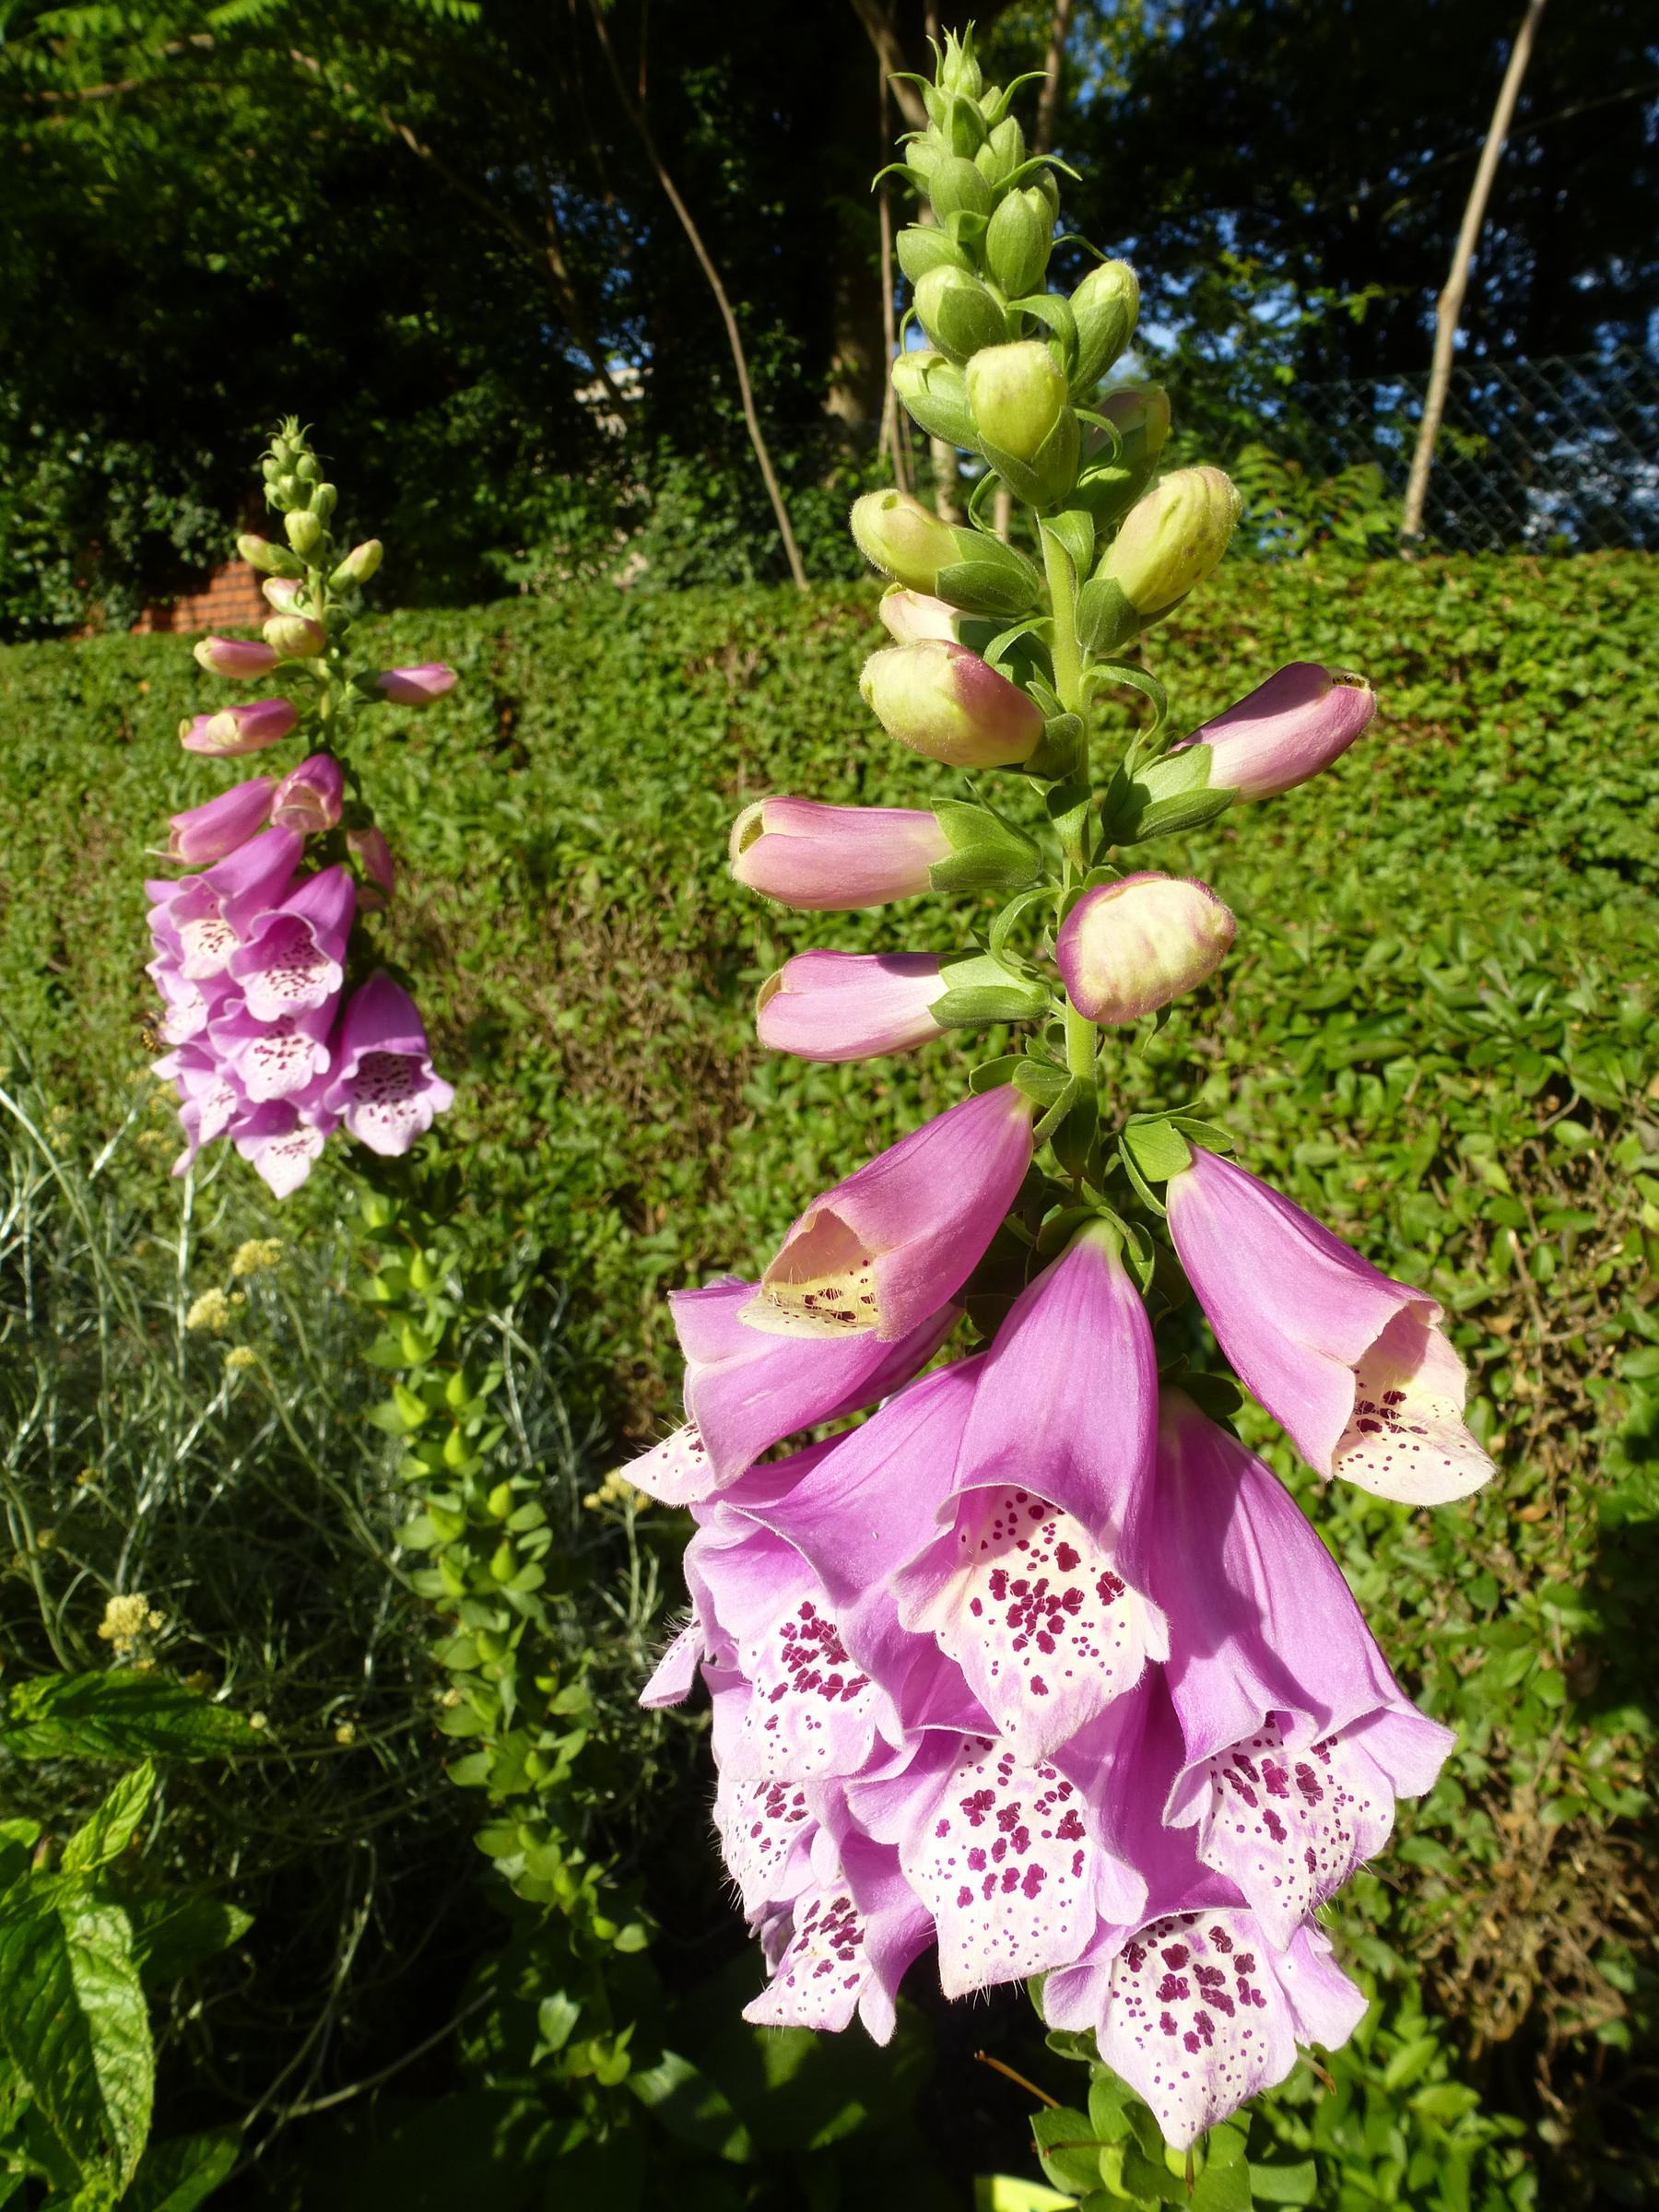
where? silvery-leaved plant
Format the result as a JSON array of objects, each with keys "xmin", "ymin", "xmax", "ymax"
[
  {"xmin": 146, "ymin": 420, "xmax": 454, "ymax": 1195},
  {"xmin": 635, "ymin": 29, "xmax": 1495, "ymax": 2153}
]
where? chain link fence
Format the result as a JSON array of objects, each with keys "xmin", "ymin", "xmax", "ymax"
[{"xmin": 1256, "ymin": 347, "xmax": 1659, "ymax": 555}]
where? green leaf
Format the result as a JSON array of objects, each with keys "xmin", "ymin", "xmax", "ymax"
[
  {"xmin": 62, "ymin": 1764, "xmax": 157, "ymax": 1877},
  {"xmin": 1122, "ymin": 1119, "xmax": 1194, "ymax": 1183},
  {"xmin": 0, "ymin": 1819, "xmax": 41, "ymax": 1893},
  {"xmin": 1031, "ymin": 2106, "xmax": 1106, "ymax": 2196},
  {"xmin": 2, "ymin": 1677, "xmax": 256, "ymax": 1764},
  {"xmin": 125, "ymin": 1898, "xmax": 253, "ymax": 1986},
  {"xmin": 1248, "ymin": 2157, "xmax": 1319, "ymax": 2204},
  {"xmin": 0, "ymin": 1897, "xmax": 153, "ymax": 2190},
  {"xmin": 627, "ymin": 2048, "xmax": 754, "ymax": 2163},
  {"xmin": 121, "ymin": 2130, "xmax": 238, "ymax": 2211},
  {"xmin": 973, "ymin": 2178, "xmax": 1077, "ymax": 2211}
]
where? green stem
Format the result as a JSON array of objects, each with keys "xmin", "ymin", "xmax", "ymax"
[
  {"xmin": 1040, "ymin": 523, "xmax": 1085, "ymax": 717},
  {"xmin": 1063, "ymin": 1002, "xmax": 1098, "ymax": 1084}
]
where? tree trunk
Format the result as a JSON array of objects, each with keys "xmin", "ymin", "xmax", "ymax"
[
  {"xmin": 587, "ymin": 0, "xmax": 809, "ymax": 589},
  {"xmin": 1400, "ymin": 0, "xmax": 1547, "ymax": 546}
]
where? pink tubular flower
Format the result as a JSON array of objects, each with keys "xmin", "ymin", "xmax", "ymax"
[
  {"xmin": 209, "ymin": 996, "xmax": 336, "ymax": 1104},
  {"xmin": 233, "ymin": 1097, "xmax": 338, "ymax": 1199},
  {"xmin": 1166, "ymin": 1146, "xmax": 1495, "ymax": 1503},
  {"xmin": 1045, "ymin": 1903, "xmax": 1367, "ymax": 2150},
  {"xmin": 1147, "ymin": 1393, "xmax": 1454, "ymax": 1945},
  {"xmin": 347, "ymin": 824, "xmax": 396, "ymax": 898},
  {"xmin": 757, "ymin": 951, "xmax": 949, "ymax": 1063},
  {"xmin": 147, "ymin": 828, "xmax": 303, "ymax": 983},
  {"xmin": 193, "ymin": 636, "xmax": 279, "ymax": 679},
  {"xmin": 742, "ymin": 1084, "xmax": 1036, "ymax": 1342},
  {"xmin": 1173, "ymin": 662, "xmax": 1377, "ymax": 800},
  {"xmin": 728, "ymin": 796, "xmax": 950, "ymax": 911},
  {"xmin": 371, "ymin": 664, "xmax": 457, "ymax": 705},
  {"xmin": 228, "ymin": 864, "xmax": 356, "ymax": 1021},
  {"xmin": 164, "ymin": 778, "xmax": 276, "ymax": 864},
  {"xmin": 1057, "ymin": 872, "xmax": 1235, "ymax": 1024},
  {"xmin": 181, "ymin": 700, "xmax": 298, "ymax": 757},
  {"xmin": 321, "ymin": 971, "xmax": 454, "ymax": 1156},
  {"xmin": 626, "ymin": 1276, "xmax": 956, "ymax": 1505},
  {"xmin": 271, "ymin": 753, "xmax": 346, "ymax": 834}
]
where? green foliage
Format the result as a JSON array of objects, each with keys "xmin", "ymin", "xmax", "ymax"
[
  {"xmin": 0, "ymin": 1762, "xmax": 248, "ymax": 2206},
  {"xmin": 0, "ymin": 552, "xmax": 1654, "ymax": 2201}
]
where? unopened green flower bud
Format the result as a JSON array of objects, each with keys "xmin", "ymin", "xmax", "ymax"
[
  {"xmin": 1073, "ymin": 383, "xmax": 1171, "ymax": 518},
  {"xmin": 1069, "ymin": 261, "xmax": 1141, "ymax": 394},
  {"xmin": 967, "ymin": 342, "xmax": 1066, "ymax": 464},
  {"xmin": 861, "ymin": 641, "xmax": 1042, "ymax": 770},
  {"xmin": 938, "ymin": 28, "xmax": 982, "ymax": 99},
  {"xmin": 310, "ymin": 481, "xmax": 337, "ymax": 522},
  {"xmin": 1078, "ymin": 466, "xmax": 1240, "ymax": 649},
  {"xmin": 915, "ymin": 265, "xmax": 1006, "ymax": 363},
  {"xmin": 896, "ymin": 226, "xmax": 970, "ymax": 285},
  {"xmin": 984, "ymin": 188, "xmax": 1051, "ymax": 299},
  {"xmin": 237, "ymin": 533, "xmax": 304, "ymax": 579},
  {"xmin": 926, "ymin": 155, "xmax": 994, "ymax": 225},
  {"xmin": 329, "ymin": 538, "xmax": 383, "ymax": 589},
  {"xmin": 891, "ymin": 352, "xmax": 976, "ymax": 449},
  {"xmin": 851, "ymin": 489, "xmax": 959, "ymax": 591},
  {"xmin": 850, "ymin": 491, "xmax": 1041, "ymax": 618},
  {"xmin": 285, "ymin": 509, "xmax": 324, "ymax": 558},
  {"xmin": 263, "ymin": 611, "xmax": 327, "ymax": 659},
  {"xmin": 945, "ymin": 92, "xmax": 985, "ymax": 158},
  {"xmin": 294, "ymin": 453, "xmax": 321, "ymax": 484},
  {"xmin": 978, "ymin": 115, "xmax": 1026, "ymax": 191}
]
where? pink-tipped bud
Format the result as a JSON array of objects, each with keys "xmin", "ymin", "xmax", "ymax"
[
  {"xmin": 194, "ymin": 635, "xmax": 279, "ymax": 679},
  {"xmin": 730, "ymin": 796, "xmax": 951, "ymax": 911},
  {"xmin": 236, "ymin": 534, "xmax": 304, "ymax": 579},
  {"xmin": 164, "ymin": 777, "xmax": 276, "ymax": 863},
  {"xmin": 758, "ymin": 951, "xmax": 950, "ymax": 1063},
  {"xmin": 371, "ymin": 664, "xmax": 457, "ymax": 705},
  {"xmin": 860, "ymin": 641, "xmax": 1043, "ymax": 770},
  {"xmin": 179, "ymin": 699, "xmax": 299, "ymax": 758},
  {"xmin": 263, "ymin": 613, "xmax": 326, "ymax": 659},
  {"xmin": 347, "ymin": 824, "xmax": 396, "ymax": 897},
  {"xmin": 877, "ymin": 588, "xmax": 964, "ymax": 645},
  {"xmin": 262, "ymin": 575, "xmax": 306, "ymax": 614},
  {"xmin": 1097, "ymin": 467, "xmax": 1241, "ymax": 618},
  {"xmin": 1172, "ymin": 663, "xmax": 1377, "ymax": 800},
  {"xmin": 1057, "ymin": 872, "xmax": 1235, "ymax": 1024},
  {"xmin": 329, "ymin": 540, "xmax": 383, "ymax": 588},
  {"xmin": 272, "ymin": 753, "xmax": 346, "ymax": 834},
  {"xmin": 850, "ymin": 490, "xmax": 959, "ymax": 592}
]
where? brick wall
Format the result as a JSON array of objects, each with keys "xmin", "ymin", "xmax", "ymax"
[{"xmin": 133, "ymin": 559, "xmax": 267, "ymax": 636}]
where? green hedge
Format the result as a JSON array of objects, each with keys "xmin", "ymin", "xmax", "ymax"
[{"xmin": 1, "ymin": 553, "xmax": 1656, "ymax": 2204}]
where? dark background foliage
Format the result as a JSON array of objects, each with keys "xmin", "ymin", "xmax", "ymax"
[{"xmin": 0, "ymin": 0, "xmax": 1653, "ymax": 627}]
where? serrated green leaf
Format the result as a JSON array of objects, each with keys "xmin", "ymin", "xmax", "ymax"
[
  {"xmin": 0, "ymin": 1897, "xmax": 153, "ymax": 2189},
  {"xmin": 121, "ymin": 2129, "xmax": 238, "ymax": 2211},
  {"xmin": 3, "ymin": 1677, "xmax": 255, "ymax": 1764},
  {"xmin": 126, "ymin": 1899, "xmax": 253, "ymax": 1986}
]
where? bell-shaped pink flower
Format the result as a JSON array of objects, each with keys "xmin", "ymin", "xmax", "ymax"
[
  {"xmin": 271, "ymin": 753, "xmax": 345, "ymax": 834},
  {"xmin": 743, "ymin": 1085, "xmax": 1036, "ymax": 1342},
  {"xmin": 1166, "ymin": 1147, "xmax": 1495, "ymax": 1503},
  {"xmin": 164, "ymin": 778, "xmax": 276, "ymax": 864},
  {"xmin": 1045, "ymin": 1904, "xmax": 1367, "ymax": 2150},
  {"xmin": 371, "ymin": 664, "xmax": 457, "ymax": 705},
  {"xmin": 147, "ymin": 828, "xmax": 303, "ymax": 983},
  {"xmin": 227, "ymin": 865, "xmax": 355, "ymax": 1021},
  {"xmin": 627, "ymin": 1277, "xmax": 956, "ymax": 1505},
  {"xmin": 1173, "ymin": 662, "xmax": 1377, "ymax": 800},
  {"xmin": 193, "ymin": 636, "xmax": 279, "ymax": 679},
  {"xmin": 757, "ymin": 951, "xmax": 949, "ymax": 1063},
  {"xmin": 209, "ymin": 996, "xmax": 336, "ymax": 1104},
  {"xmin": 1147, "ymin": 1393, "xmax": 1454, "ymax": 1945},
  {"xmin": 181, "ymin": 700, "xmax": 298, "ymax": 757},
  {"xmin": 320, "ymin": 971, "xmax": 454, "ymax": 1156},
  {"xmin": 232, "ymin": 1095, "xmax": 338, "ymax": 1199},
  {"xmin": 743, "ymin": 1825, "xmax": 934, "ymax": 2044},
  {"xmin": 729, "ymin": 796, "xmax": 950, "ymax": 911},
  {"xmin": 1057, "ymin": 872, "xmax": 1235, "ymax": 1024}
]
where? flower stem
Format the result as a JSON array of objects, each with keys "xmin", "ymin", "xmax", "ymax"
[{"xmin": 1064, "ymin": 1001, "xmax": 1098, "ymax": 1083}]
